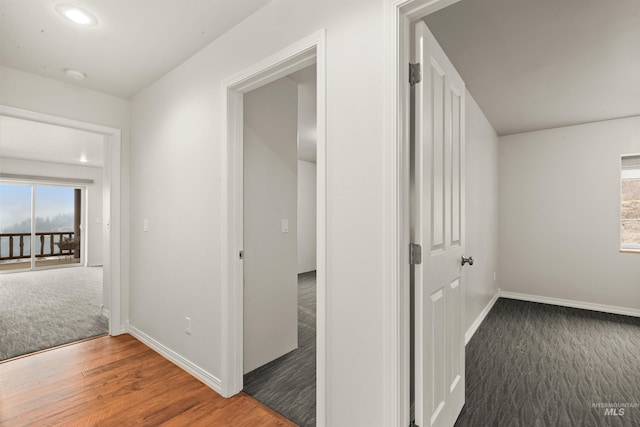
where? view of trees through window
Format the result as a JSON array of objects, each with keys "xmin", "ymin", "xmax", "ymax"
[
  {"xmin": 0, "ymin": 184, "xmax": 75, "ymax": 261},
  {"xmin": 621, "ymin": 155, "xmax": 640, "ymax": 249}
]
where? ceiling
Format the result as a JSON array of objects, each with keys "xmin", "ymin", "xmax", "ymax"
[
  {"xmin": 425, "ymin": 0, "xmax": 640, "ymax": 136},
  {"xmin": 2, "ymin": 1, "xmax": 636, "ymax": 136},
  {"xmin": 0, "ymin": 116, "xmax": 104, "ymax": 167},
  {"xmin": 0, "ymin": 0, "xmax": 269, "ymax": 99}
]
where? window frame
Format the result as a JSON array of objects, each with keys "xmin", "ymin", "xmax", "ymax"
[{"xmin": 620, "ymin": 153, "xmax": 640, "ymax": 252}]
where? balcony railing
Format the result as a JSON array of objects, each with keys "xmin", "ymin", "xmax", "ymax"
[{"xmin": 0, "ymin": 232, "xmax": 77, "ymax": 261}]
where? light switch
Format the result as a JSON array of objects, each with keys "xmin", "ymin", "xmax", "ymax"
[
  {"xmin": 282, "ymin": 219, "xmax": 289, "ymax": 233},
  {"xmin": 143, "ymin": 219, "xmax": 149, "ymax": 232}
]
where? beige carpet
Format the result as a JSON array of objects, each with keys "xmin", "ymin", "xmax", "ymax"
[{"xmin": 0, "ymin": 266, "xmax": 107, "ymax": 361}]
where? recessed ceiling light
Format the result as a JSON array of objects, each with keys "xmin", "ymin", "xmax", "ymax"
[
  {"xmin": 65, "ymin": 68, "xmax": 86, "ymax": 80},
  {"xmin": 79, "ymin": 154, "xmax": 88, "ymax": 163},
  {"xmin": 55, "ymin": 4, "xmax": 98, "ymax": 27}
]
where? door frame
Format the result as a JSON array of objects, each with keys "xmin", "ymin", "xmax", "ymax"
[
  {"xmin": 0, "ymin": 105, "xmax": 123, "ymax": 336},
  {"xmin": 220, "ymin": 29, "xmax": 327, "ymax": 425},
  {"xmin": 383, "ymin": 1, "xmax": 462, "ymax": 425}
]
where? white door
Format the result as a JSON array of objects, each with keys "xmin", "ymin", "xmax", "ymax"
[
  {"xmin": 242, "ymin": 77, "xmax": 298, "ymax": 375},
  {"xmin": 412, "ymin": 21, "xmax": 467, "ymax": 427}
]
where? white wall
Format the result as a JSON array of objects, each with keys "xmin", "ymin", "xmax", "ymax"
[
  {"xmin": 0, "ymin": 157, "xmax": 103, "ymax": 267},
  {"xmin": 243, "ymin": 77, "xmax": 298, "ymax": 373},
  {"xmin": 499, "ymin": 116, "xmax": 640, "ymax": 310},
  {"xmin": 296, "ymin": 68, "xmax": 317, "ymax": 163},
  {"xmin": 0, "ymin": 66, "xmax": 130, "ymax": 314},
  {"xmin": 298, "ymin": 160, "xmax": 317, "ymax": 273},
  {"xmin": 295, "ymin": 68, "xmax": 317, "ymax": 273},
  {"xmin": 129, "ymin": 1, "xmax": 385, "ymax": 424},
  {"xmin": 464, "ymin": 92, "xmax": 500, "ymax": 331}
]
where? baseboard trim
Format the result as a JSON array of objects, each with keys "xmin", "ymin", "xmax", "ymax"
[
  {"xmin": 465, "ymin": 289, "xmax": 500, "ymax": 345},
  {"xmin": 127, "ymin": 325, "xmax": 223, "ymax": 394},
  {"xmin": 499, "ymin": 291, "xmax": 640, "ymax": 318}
]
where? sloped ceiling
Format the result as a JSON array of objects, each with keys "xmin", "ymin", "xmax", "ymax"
[{"xmin": 425, "ymin": 0, "xmax": 640, "ymax": 135}]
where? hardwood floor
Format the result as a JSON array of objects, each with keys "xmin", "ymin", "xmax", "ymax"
[{"xmin": 0, "ymin": 334, "xmax": 296, "ymax": 426}]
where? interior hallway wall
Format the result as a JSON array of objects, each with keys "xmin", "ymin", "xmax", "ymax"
[
  {"xmin": 295, "ymin": 65, "xmax": 318, "ymax": 274},
  {"xmin": 298, "ymin": 160, "xmax": 316, "ymax": 273},
  {"xmin": 464, "ymin": 91, "xmax": 500, "ymax": 332},
  {"xmin": 499, "ymin": 116, "xmax": 640, "ymax": 310},
  {"xmin": 129, "ymin": 1, "xmax": 386, "ymax": 424},
  {"xmin": 0, "ymin": 66, "xmax": 130, "ymax": 318}
]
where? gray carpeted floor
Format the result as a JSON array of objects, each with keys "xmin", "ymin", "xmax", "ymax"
[
  {"xmin": 244, "ymin": 271, "xmax": 316, "ymax": 427},
  {"xmin": 456, "ymin": 298, "xmax": 640, "ymax": 426},
  {"xmin": 0, "ymin": 266, "xmax": 107, "ymax": 361}
]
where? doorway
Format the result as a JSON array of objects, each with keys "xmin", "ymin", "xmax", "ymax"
[
  {"xmin": 384, "ymin": 1, "xmax": 471, "ymax": 425},
  {"xmin": 0, "ymin": 105, "xmax": 123, "ymax": 336},
  {"xmin": 241, "ymin": 64, "xmax": 318, "ymax": 426},
  {"xmin": 220, "ymin": 30, "xmax": 327, "ymax": 426},
  {"xmin": 0, "ymin": 112, "xmax": 118, "ymax": 360},
  {"xmin": 409, "ymin": 20, "xmax": 467, "ymax": 427}
]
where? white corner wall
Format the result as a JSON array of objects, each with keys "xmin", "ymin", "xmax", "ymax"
[
  {"xmin": 298, "ymin": 160, "xmax": 317, "ymax": 273},
  {"xmin": 296, "ymin": 69, "xmax": 317, "ymax": 163},
  {"xmin": 130, "ymin": 1, "xmax": 385, "ymax": 424},
  {"xmin": 499, "ymin": 116, "xmax": 640, "ymax": 310},
  {"xmin": 0, "ymin": 66, "xmax": 130, "ymax": 316},
  {"xmin": 243, "ymin": 77, "xmax": 298, "ymax": 374},
  {"xmin": 0, "ymin": 157, "xmax": 103, "ymax": 267},
  {"xmin": 464, "ymin": 91, "xmax": 500, "ymax": 332}
]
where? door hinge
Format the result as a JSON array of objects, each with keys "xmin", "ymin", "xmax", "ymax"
[
  {"xmin": 239, "ymin": 250, "xmax": 244, "ymax": 259},
  {"xmin": 409, "ymin": 243, "xmax": 422, "ymax": 265},
  {"xmin": 409, "ymin": 63, "xmax": 421, "ymax": 86}
]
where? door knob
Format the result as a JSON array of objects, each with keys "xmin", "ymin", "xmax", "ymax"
[{"xmin": 461, "ymin": 256, "xmax": 474, "ymax": 266}]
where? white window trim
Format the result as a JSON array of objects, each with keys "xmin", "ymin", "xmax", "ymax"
[{"xmin": 620, "ymin": 154, "xmax": 640, "ymax": 252}]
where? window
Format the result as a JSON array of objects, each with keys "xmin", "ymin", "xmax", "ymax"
[
  {"xmin": 621, "ymin": 154, "xmax": 640, "ymax": 251},
  {"xmin": 0, "ymin": 183, "xmax": 79, "ymax": 270}
]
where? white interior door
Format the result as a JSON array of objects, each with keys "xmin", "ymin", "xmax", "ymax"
[
  {"xmin": 242, "ymin": 77, "xmax": 299, "ymax": 375},
  {"xmin": 413, "ymin": 21, "xmax": 467, "ymax": 427}
]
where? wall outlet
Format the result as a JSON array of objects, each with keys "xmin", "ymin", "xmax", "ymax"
[
  {"xmin": 143, "ymin": 219, "xmax": 150, "ymax": 232},
  {"xmin": 281, "ymin": 219, "xmax": 289, "ymax": 233},
  {"xmin": 493, "ymin": 272, "xmax": 496, "ymax": 281},
  {"xmin": 185, "ymin": 316, "xmax": 192, "ymax": 335}
]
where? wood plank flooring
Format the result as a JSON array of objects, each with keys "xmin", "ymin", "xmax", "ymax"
[{"xmin": 0, "ymin": 334, "xmax": 296, "ymax": 426}]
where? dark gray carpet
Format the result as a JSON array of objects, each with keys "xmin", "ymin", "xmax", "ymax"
[
  {"xmin": 244, "ymin": 271, "xmax": 316, "ymax": 426},
  {"xmin": 0, "ymin": 267, "xmax": 108, "ymax": 361},
  {"xmin": 456, "ymin": 298, "xmax": 640, "ymax": 426}
]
